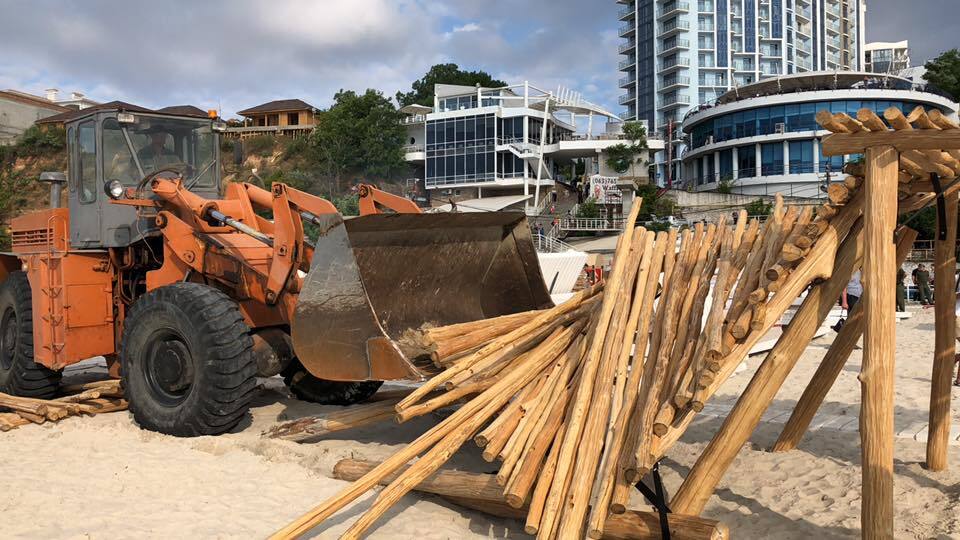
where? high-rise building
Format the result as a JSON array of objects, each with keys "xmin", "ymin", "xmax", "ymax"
[
  {"xmin": 618, "ymin": 0, "xmax": 866, "ymax": 184},
  {"xmin": 865, "ymin": 41, "xmax": 910, "ymax": 75}
]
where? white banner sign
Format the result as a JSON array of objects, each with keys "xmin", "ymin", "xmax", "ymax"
[{"xmin": 589, "ymin": 176, "xmax": 622, "ymax": 205}]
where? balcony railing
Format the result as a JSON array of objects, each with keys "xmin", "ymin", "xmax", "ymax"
[
  {"xmin": 618, "ymin": 5, "xmax": 634, "ymax": 19},
  {"xmin": 658, "ymin": 57, "xmax": 691, "ymax": 71},
  {"xmin": 657, "ymin": 2, "xmax": 690, "ymax": 18},
  {"xmin": 619, "ymin": 57, "xmax": 637, "ymax": 70},
  {"xmin": 659, "ymin": 20, "xmax": 691, "ymax": 34},
  {"xmin": 618, "ymin": 93, "xmax": 636, "ymax": 105},
  {"xmin": 619, "ymin": 73, "xmax": 637, "ymax": 86},
  {"xmin": 619, "ymin": 39, "xmax": 636, "ymax": 53},
  {"xmin": 619, "ymin": 22, "xmax": 636, "ymax": 36}
]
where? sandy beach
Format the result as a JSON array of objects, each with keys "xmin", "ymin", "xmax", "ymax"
[{"xmin": 2, "ymin": 304, "xmax": 960, "ymax": 539}]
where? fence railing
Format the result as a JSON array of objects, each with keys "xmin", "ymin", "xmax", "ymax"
[{"xmin": 560, "ymin": 217, "xmax": 627, "ymax": 232}]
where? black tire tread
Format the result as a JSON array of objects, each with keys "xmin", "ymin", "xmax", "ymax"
[
  {"xmin": 121, "ymin": 283, "xmax": 256, "ymax": 436},
  {"xmin": 281, "ymin": 359, "xmax": 382, "ymax": 406},
  {"xmin": 0, "ymin": 272, "xmax": 60, "ymax": 398}
]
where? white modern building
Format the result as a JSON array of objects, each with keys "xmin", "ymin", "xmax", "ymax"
[
  {"xmin": 618, "ymin": 0, "xmax": 866, "ymax": 185},
  {"xmin": 865, "ymin": 40, "xmax": 910, "ymax": 74},
  {"xmin": 43, "ymin": 88, "xmax": 99, "ymax": 110},
  {"xmin": 680, "ymin": 71, "xmax": 958, "ymax": 197},
  {"xmin": 401, "ymin": 82, "xmax": 664, "ymax": 213}
]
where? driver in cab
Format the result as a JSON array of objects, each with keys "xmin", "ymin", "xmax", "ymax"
[{"xmin": 137, "ymin": 126, "xmax": 180, "ymax": 172}]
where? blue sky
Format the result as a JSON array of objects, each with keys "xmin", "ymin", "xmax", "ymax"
[{"xmin": 0, "ymin": 0, "xmax": 954, "ymax": 120}]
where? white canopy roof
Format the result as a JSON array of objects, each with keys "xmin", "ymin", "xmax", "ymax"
[{"xmin": 429, "ymin": 194, "xmax": 531, "ymax": 213}]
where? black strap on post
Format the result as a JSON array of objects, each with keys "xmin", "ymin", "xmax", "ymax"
[
  {"xmin": 634, "ymin": 460, "xmax": 672, "ymax": 540},
  {"xmin": 931, "ymin": 173, "xmax": 948, "ymax": 241}
]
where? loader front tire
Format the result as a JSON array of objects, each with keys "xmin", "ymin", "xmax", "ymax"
[
  {"xmin": 0, "ymin": 271, "xmax": 61, "ymax": 398},
  {"xmin": 282, "ymin": 359, "xmax": 382, "ymax": 406},
  {"xmin": 121, "ymin": 283, "xmax": 256, "ymax": 437}
]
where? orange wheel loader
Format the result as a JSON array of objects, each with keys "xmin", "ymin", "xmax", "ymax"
[{"xmin": 0, "ymin": 105, "xmax": 552, "ymax": 436}]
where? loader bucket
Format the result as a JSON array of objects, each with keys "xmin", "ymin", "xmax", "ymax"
[{"xmin": 292, "ymin": 212, "xmax": 553, "ymax": 382}]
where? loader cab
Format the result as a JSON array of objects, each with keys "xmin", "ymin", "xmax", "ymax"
[{"xmin": 65, "ymin": 109, "xmax": 223, "ymax": 248}]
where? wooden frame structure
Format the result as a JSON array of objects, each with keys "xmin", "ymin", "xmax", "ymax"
[{"xmin": 271, "ymin": 106, "xmax": 960, "ymax": 540}]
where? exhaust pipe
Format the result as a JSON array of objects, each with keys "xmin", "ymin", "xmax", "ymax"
[{"xmin": 39, "ymin": 172, "xmax": 67, "ymax": 208}]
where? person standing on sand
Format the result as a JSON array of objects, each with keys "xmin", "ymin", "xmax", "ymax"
[
  {"xmin": 914, "ymin": 264, "xmax": 933, "ymax": 305},
  {"xmin": 896, "ymin": 266, "xmax": 907, "ymax": 312},
  {"xmin": 841, "ymin": 269, "xmax": 862, "ymax": 312}
]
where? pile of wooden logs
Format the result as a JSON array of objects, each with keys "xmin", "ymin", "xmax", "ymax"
[
  {"xmin": 0, "ymin": 379, "xmax": 126, "ymax": 431},
  {"xmin": 272, "ymin": 180, "xmax": 868, "ymax": 539}
]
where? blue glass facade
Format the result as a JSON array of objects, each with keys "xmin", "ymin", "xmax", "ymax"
[
  {"xmin": 772, "ymin": 0, "xmax": 782, "ymax": 38},
  {"xmin": 425, "ymin": 114, "xmax": 496, "ymax": 187},
  {"xmin": 690, "ymin": 99, "xmax": 939, "ymax": 150},
  {"xmin": 744, "ymin": 0, "xmax": 756, "ymax": 53},
  {"xmin": 687, "ymin": 100, "xmax": 949, "ymax": 187},
  {"xmin": 717, "ymin": 0, "xmax": 728, "ymax": 67}
]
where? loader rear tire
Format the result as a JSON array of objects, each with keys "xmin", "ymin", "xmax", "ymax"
[
  {"xmin": 121, "ymin": 283, "xmax": 256, "ymax": 437},
  {"xmin": 0, "ymin": 271, "xmax": 61, "ymax": 398},
  {"xmin": 282, "ymin": 359, "xmax": 382, "ymax": 406}
]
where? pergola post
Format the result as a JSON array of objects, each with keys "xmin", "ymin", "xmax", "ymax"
[
  {"xmin": 861, "ymin": 145, "xmax": 899, "ymax": 540},
  {"xmin": 926, "ymin": 188, "xmax": 958, "ymax": 471}
]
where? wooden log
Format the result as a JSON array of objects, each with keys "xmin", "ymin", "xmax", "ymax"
[
  {"xmin": 833, "ymin": 112, "xmax": 864, "ymax": 133},
  {"xmin": 907, "ymin": 106, "xmax": 939, "ymax": 130},
  {"xmin": 816, "ymin": 109, "xmax": 851, "ymax": 133},
  {"xmin": 265, "ymin": 406, "xmax": 398, "ymax": 442},
  {"xmin": 332, "ymin": 459, "xmax": 505, "ymax": 502},
  {"xmin": 535, "ymin": 202, "xmax": 645, "ymax": 540},
  {"xmin": 899, "ymin": 154, "xmax": 927, "ymax": 178},
  {"xmin": 669, "ymin": 189, "xmax": 865, "ymax": 457},
  {"xmin": 395, "ymin": 282, "xmax": 601, "ymax": 410},
  {"xmin": 524, "ymin": 415, "xmax": 566, "ymax": 535},
  {"xmin": 670, "ymin": 218, "xmax": 865, "ymax": 515},
  {"xmin": 817, "ymin": 203, "xmax": 838, "ymax": 220},
  {"xmin": 772, "ymin": 226, "xmax": 917, "ymax": 452},
  {"xmin": 844, "ymin": 175, "xmax": 863, "ymax": 192},
  {"xmin": 332, "ymin": 459, "xmax": 729, "ymax": 540},
  {"xmin": 902, "ymin": 150, "xmax": 956, "ymax": 178},
  {"xmin": 883, "ymin": 107, "xmax": 912, "ymax": 131},
  {"xmin": 0, "ymin": 412, "xmax": 31, "ymax": 431},
  {"xmin": 335, "ymin": 325, "xmax": 583, "ymax": 540},
  {"xmin": 929, "ymin": 109, "xmax": 960, "ymax": 130},
  {"xmin": 926, "ymin": 188, "xmax": 958, "ymax": 471},
  {"xmin": 420, "ymin": 310, "xmax": 536, "ymax": 344},
  {"xmin": 860, "ymin": 145, "xmax": 899, "ymax": 540},
  {"xmin": 857, "ymin": 108, "xmax": 889, "ymax": 132},
  {"xmin": 606, "ymin": 232, "xmax": 670, "ymax": 516},
  {"xmin": 827, "ymin": 183, "xmax": 852, "ymax": 205},
  {"xmin": 269, "ymin": 321, "xmax": 582, "ymax": 540},
  {"xmin": 0, "ymin": 393, "xmax": 49, "ymax": 417},
  {"xmin": 425, "ymin": 311, "xmax": 538, "ymax": 363},
  {"xmin": 58, "ymin": 379, "xmax": 121, "ymax": 395}
]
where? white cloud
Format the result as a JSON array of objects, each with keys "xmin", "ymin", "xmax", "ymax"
[{"xmin": 0, "ymin": 0, "xmax": 623, "ymax": 118}]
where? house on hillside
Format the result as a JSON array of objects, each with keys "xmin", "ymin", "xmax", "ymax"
[
  {"xmin": 35, "ymin": 100, "xmax": 155, "ymax": 130},
  {"xmin": 157, "ymin": 105, "xmax": 211, "ymax": 118},
  {"xmin": 228, "ymin": 99, "xmax": 317, "ymax": 138},
  {"xmin": 0, "ymin": 90, "xmax": 70, "ymax": 144},
  {"xmin": 42, "ymin": 89, "xmax": 99, "ymax": 110}
]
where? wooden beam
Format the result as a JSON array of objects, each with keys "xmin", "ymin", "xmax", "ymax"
[
  {"xmin": 861, "ymin": 145, "xmax": 899, "ymax": 540},
  {"xmin": 771, "ymin": 226, "xmax": 918, "ymax": 453},
  {"xmin": 670, "ymin": 219, "xmax": 866, "ymax": 515},
  {"xmin": 332, "ymin": 459, "xmax": 730, "ymax": 540},
  {"xmin": 821, "ymin": 129, "xmax": 960, "ymax": 156},
  {"xmin": 926, "ymin": 189, "xmax": 958, "ymax": 471}
]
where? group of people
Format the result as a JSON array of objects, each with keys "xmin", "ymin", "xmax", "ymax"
[{"xmin": 843, "ymin": 263, "xmax": 934, "ymax": 315}]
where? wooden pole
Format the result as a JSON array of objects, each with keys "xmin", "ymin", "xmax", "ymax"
[
  {"xmin": 861, "ymin": 145, "xmax": 899, "ymax": 540},
  {"xmin": 670, "ymin": 218, "xmax": 865, "ymax": 515},
  {"xmin": 332, "ymin": 459, "xmax": 729, "ymax": 540},
  {"xmin": 926, "ymin": 188, "xmax": 958, "ymax": 471},
  {"xmin": 771, "ymin": 227, "xmax": 918, "ymax": 452}
]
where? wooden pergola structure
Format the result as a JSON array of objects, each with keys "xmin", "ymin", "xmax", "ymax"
[{"xmin": 809, "ymin": 106, "xmax": 958, "ymax": 539}]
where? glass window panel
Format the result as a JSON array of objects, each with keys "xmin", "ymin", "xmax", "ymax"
[{"xmin": 78, "ymin": 121, "xmax": 97, "ymax": 203}]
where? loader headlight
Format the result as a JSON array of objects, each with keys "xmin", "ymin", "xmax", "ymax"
[{"xmin": 105, "ymin": 179, "xmax": 125, "ymax": 200}]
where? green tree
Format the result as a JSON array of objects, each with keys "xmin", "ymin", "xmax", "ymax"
[
  {"xmin": 924, "ymin": 49, "xmax": 960, "ymax": 100},
  {"xmin": 635, "ymin": 183, "xmax": 677, "ymax": 220},
  {"xmin": 898, "ymin": 206, "xmax": 937, "ymax": 241},
  {"xmin": 576, "ymin": 199, "xmax": 600, "ymax": 218},
  {"xmin": 745, "ymin": 198, "xmax": 773, "ymax": 217},
  {"xmin": 604, "ymin": 122, "xmax": 649, "ymax": 177},
  {"xmin": 396, "ymin": 63, "xmax": 507, "ymax": 107},
  {"xmin": 310, "ymin": 89, "xmax": 408, "ymax": 194}
]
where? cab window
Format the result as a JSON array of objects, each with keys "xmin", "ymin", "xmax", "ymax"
[
  {"xmin": 102, "ymin": 118, "xmax": 138, "ymax": 186},
  {"xmin": 77, "ymin": 121, "xmax": 97, "ymax": 203}
]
